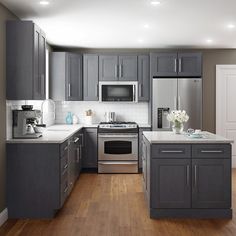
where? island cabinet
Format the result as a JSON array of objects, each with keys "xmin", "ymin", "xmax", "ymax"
[
  {"xmin": 7, "ymin": 130, "xmax": 83, "ymax": 219},
  {"xmin": 143, "ymin": 136, "xmax": 232, "ymax": 219}
]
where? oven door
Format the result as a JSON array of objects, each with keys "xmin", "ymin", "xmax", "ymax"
[
  {"xmin": 99, "ymin": 82, "xmax": 138, "ymax": 102},
  {"xmin": 98, "ymin": 134, "xmax": 138, "ymax": 161}
]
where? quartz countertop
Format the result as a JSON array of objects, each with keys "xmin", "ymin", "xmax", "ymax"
[
  {"xmin": 143, "ymin": 131, "xmax": 234, "ymax": 144},
  {"xmin": 6, "ymin": 124, "xmax": 86, "ymax": 144}
]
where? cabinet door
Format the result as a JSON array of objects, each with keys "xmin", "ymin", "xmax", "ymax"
[
  {"xmin": 138, "ymin": 55, "xmax": 150, "ymax": 101},
  {"xmin": 192, "ymin": 159, "xmax": 231, "ymax": 208},
  {"xmin": 151, "ymin": 53, "xmax": 178, "ymax": 77},
  {"xmin": 83, "ymin": 54, "xmax": 99, "ymax": 101},
  {"xmin": 139, "ymin": 128, "xmax": 151, "ymax": 168},
  {"xmin": 151, "ymin": 159, "xmax": 191, "ymax": 208},
  {"xmin": 119, "ymin": 55, "xmax": 137, "ymax": 81},
  {"xmin": 66, "ymin": 54, "xmax": 82, "ymax": 101},
  {"xmin": 142, "ymin": 140, "xmax": 147, "ymax": 190},
  {"xmin": 178, "ymin": 53, "xmax": 202, "ymax": 77},
  {"xmin": 99, "ymin": 55, "xmax": 118, "ymax": 81},
  {"xmin": 83, "ymin": 128, "xmax": 98, "ymax": 168}
]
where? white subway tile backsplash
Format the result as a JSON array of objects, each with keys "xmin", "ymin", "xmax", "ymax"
[{"xmin": 55, "ymin": 101, "xmax": 149, "ymax": 124}]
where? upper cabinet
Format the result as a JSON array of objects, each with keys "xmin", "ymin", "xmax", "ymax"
[
  {"xmin": 6, "ymin": 21, "xmax": 46, "ymax": 100},
  {"xmin": 99, "ymin": 55, "xmax": 138, "ymax": 81},
  {"xmin": 50, "ymin": 52, "xmax": 83, "ymax": 101},
  {"xmin": 151, "ymin": 52, "xmax": 202, "ymax": 77},
  {"xmin": 83, "ymin": 54, "xmax": 99, "ymax": 101},
  {"xmin": 138, "ymin": 55, "xmax": 150, "ymax": 101}
]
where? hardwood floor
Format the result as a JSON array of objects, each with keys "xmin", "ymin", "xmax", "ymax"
[{"xmin": 1, "ymin": 170, "xmax": 236, "ymax": 236}]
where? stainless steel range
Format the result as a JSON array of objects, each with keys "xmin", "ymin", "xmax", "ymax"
[{"xmin": 98, "ymin": 122, "xmax": 139, "ymax": 173}]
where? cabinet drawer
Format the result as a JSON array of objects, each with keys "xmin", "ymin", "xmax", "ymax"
[
  {"xmin": 60, "ymin": 153, "xmax": 68, "ymax": 173},
  {"xmin": 192, "ymin": 144, "xmax": 231, "ymax": 159},
  {"xmin": 152, "ymin": 144, "xmax": 191, "ymax": 158},
  {"xmin": 60, "ymin": 179, "xmax": 69, "ymax": 207},
  {"xmin": 60, "ymin": 141, "xmax": 68, "ymax": 158}
]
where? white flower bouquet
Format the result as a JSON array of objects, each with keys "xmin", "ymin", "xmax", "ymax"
[{"xmin": 167, "ymin": 110, "xmax": 189, "ymax": 134}]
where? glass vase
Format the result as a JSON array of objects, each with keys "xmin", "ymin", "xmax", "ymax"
[{"xmin": 172, "ymin": 122, "xmax": 184, "ymax": 134}]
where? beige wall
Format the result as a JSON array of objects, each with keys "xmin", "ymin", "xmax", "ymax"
[{"xmin": 0, "ymin": 3, "xmax": 18, "ymax": 212}]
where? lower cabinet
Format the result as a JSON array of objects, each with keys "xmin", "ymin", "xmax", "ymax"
[
  {"xmin": 139, "ymin": 127, "xmax": 151, "ymax": 169},
  {"xmin": 6, "ymin": 130, "xmax": 84, "ymax": 219},
  {"xmin": 82, "ymin": 128, "xmax": 98, "ymax": 169},
  {"xmin": 144, "ymin": 140, "xmax": 232, "ymax": 218},
  {"xmin": 151, "ymin": 159, "xmax": 191, "ymax": 209}
]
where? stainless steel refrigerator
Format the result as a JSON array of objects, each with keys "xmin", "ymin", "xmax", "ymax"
[{"xmin": 152, "ymin": 78, "xmax": 202, "ymax": 131}]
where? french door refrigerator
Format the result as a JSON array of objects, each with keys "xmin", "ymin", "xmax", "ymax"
[{"xmin": 152, "ymin": 78, "xmax": 202, "ymax": 131}]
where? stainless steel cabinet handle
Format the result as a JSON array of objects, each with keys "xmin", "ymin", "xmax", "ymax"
[
  {"xmin": 139, "ymin": 84, "xmax": 142, "ymax": 97},
  {"xmin": 200, "ymin": 150, "xmax": 223, "ymax": 153},
  {"xmin": 174, "ymin": 96, "xmax": 177, "ymax": 110},
  {"xmin": 115, "ymin": 65, "xmax": 117, "ymax": 77},
  {"xmin": 64, "ymin": 146, "xmax": 68, "ymax": 151},
  {"xmin": 179, "ymin": 58, "xmax": 182, "ymax": 72},
  {"xmin": 194, "ymin": 165, "xmax": 197, "ymax": 187},
  {"xmin": 64, "ymin": 164, "xmax": 68, "ymax": 169},
  {"xmin": 68, "ymin": 83, "xmax": 71, "ymax": 97},
  {"xmin": 161, "ymin": 150, "xmax": 183, "ymax": 153},
  {"xmin": 186, "ymin": 165, "xmax": 190, "ymax": 187},
  {"xmin": 64, "ymin": 186, "xmax": 68, "ymax": 193},
  {"xmin": 174, "ymin": 58, "xmax": 177, "ymax": 72},
  {"xmin": 74, "ymin": 137, "xmax": 80, "ymax": 144},
  {"xmin": 41, "ymin": 74, "xmax": 45, "ymax": 96}
]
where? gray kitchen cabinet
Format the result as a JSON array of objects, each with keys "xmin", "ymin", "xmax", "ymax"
[
  {"xmin": 50, "ymin": 52, "xmax": 82, "ymax": 101},
  {"xmin": 151, "ymin": 159, "xmax": 191, "ymax": 209},
  {"xmin": 99, "ymin": 55, "xmax": 118, "ymax": 81},
  {"xmin": 119, "ymin": 55, "xmax": 138, "ymax": 81},
  {"xmin": 138, "ymin": 55, "xmax": 150, "ymax": 101},
  {"xmin": 83, "ymin": 54, "xmax": 99, "ymax": 101},
  {"xmin": 178, "ymin": 53, "xmax": 202, "ymax": 77},
  {"xmin": 139, "ymin": 127, "xmax": 151, "ymax": 168},
  {"xmin": 151, "ymin": 53, "xmax": 178, "ymax": 77},
  {"xmin": 6, "ymin": 21, "xmax": 46, "ymax": 100},
  {"xmin": 150, "ymin": 52, "xmax": 202, "ymax": 77},
  {"xmin": 99, "ymin": 55, "xmax": 138, "ymax": 81},
  {"xmin": 82, "ymin": 128, "xmax": 98, "ymax": 169},
  {"xmin": 144, "ymin": 139, "xmax": 232, "ymax": 218},
  {"xmin": 192, "ymin": 159, "xmax": 231, "ymax": 209}
]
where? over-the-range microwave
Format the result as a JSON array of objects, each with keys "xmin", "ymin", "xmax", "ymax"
[{"xmin": 99, "ymin": 81, "xmax": 138, "ymax": 103}]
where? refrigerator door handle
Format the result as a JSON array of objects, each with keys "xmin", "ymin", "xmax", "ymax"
[
  {"xmin": 174, "ymin": 96, "xmax": 177, "ymax": 110},
  {"xmin": 178, "ymin": 96, "xmax": 181, "ymax": 109}
]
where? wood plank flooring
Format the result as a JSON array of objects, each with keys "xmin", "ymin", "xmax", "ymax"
[{"xmin": 1, "ymin": 170, "xmax": 236, "ymax": 236}]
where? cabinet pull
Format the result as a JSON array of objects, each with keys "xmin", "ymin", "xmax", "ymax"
[
  {"xmin": 186, "ymin": 165, "xmax": 190, "ymax": 187},
  {"xmin": 139, "ymin": 84, "xmax": 142, "ymax": 97},
  {"xmin": 64, "ymin": 146, "xmax": 68, "ymax": 152},
  {"xmin": 174, "ymin": 58, "xmax": 177, "ymax": 72},
  {"xmin": 41, "ymin": 74, "xmax": 45, "ymax": 96},
  {"xmin": 161, "ymin": 150, "xmax": 183, "ymax": 153},
  {"xmin": 200, "ymin": 150, "xmax": 223, "ymax": 153},
  {"xmin": 64, "ymin": 186, "xmax": 68, "ymax": 193},
  {"xmin": 194, "ymin": 165, "xmax": 197, "ymax": 187},
  {"xmin": 178, "ymin": 58, "xmax": 182, "ymax": 72},
  {"xmin": 68, "ymin": 83, "xmax": 71, "ymax": 97},
  {"xmin": 178, "ymin": 96, "xmax": 181, "ymax": 109},
  {"xmin": 95, "ymin": 84, "xmax": 98, "ymax": 97},
  {"xmin": 74, "ymin": 137, "xmax": 80, "ymax": 144},
  {"xmin": 63, "ymin": 164, "xmax": 68, "ymax": 170}
]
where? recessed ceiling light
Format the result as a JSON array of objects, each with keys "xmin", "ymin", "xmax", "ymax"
[
  {"xmin": 206, "ymin": 39, "xmax": 213, "ymax": 43},
  {"xmin": 39, "ymin": 1, "xmax": 50, "ymax": 5},
  {"xmin": 227, "ymin": 24, "xmax": 235, "ymax": 29},
  {"xmin": 138, "ymin": 39, "xmax": 144, "ymax": 43},
  {"xmin": 150, "ymin": 1, "xmax": 161, "ymax": 6},
  {"xmin": 144, "ymin": 24, "xmax": 150, "ymax": 28}
]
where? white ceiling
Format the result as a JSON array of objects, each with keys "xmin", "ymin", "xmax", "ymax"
[{"xmin": 1, "ymin": 0, "xmax": 236, "ymax": 48}]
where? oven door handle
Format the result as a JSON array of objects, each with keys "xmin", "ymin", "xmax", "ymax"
[{"xmin": 98, "ymin": 134, "xmax": 138, "ymax": 139}]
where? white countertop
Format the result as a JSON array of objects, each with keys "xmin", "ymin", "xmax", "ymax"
[
  {"xmin": 7, "ymin": 124, "xmax": 86, "ymax": 144},
  {"xmin": 143, "ymin": 131, "xmax": 234, "ymax": 144}
]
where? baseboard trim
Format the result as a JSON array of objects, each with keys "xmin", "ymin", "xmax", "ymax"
[{"xmin": 0, "ymin": 208, "xmax": 8, "ymax": 227}]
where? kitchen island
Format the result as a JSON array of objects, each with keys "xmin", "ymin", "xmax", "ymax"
[{"xmin": 142, "ymin": 131, "xmax": 233, "ymax": 219}]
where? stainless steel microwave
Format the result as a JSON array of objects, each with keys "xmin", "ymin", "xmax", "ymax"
[{"xmin": 99, "ymin": 81, "xmax": 138, "ymax": 102}]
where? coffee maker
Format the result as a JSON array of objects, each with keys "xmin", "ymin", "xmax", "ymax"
[{"xmin": 12, "ymin": 109, "xmax": 43, "ymax": 139}]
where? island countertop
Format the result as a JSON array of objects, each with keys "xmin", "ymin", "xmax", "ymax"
[{"xmin": 143, "ymin": 131, "xmax": 234, "ymax": 144}]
